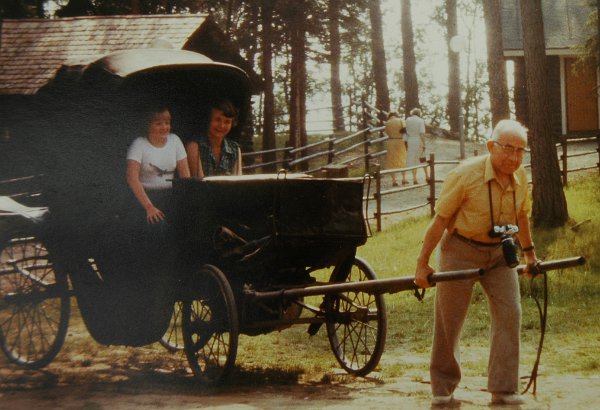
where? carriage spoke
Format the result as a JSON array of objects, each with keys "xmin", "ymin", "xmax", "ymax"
[
  {"xmin": 326, "ymin": 257, "xmax": 387, "ymax": 376},
  {"xmin": 1, "ymin": 236, "xmax": 69, "ymax": 368},
  {"xmin": 182, "ymin": 265, "xmax": 238, "ymax": 385}
]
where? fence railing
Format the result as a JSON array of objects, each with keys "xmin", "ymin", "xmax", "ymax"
[
  {"xmin": 365, "ymin": 134, "xmax": 600, "ymax": 231},
  {"xmin": 243, "ymin": 100, "xmax": 388, "ymax": 176},
  {"xmin": 558, "ymin": 135, "xmax": 600, "ymax": 186},
  {"xmin": 242, "ymin": 125, "xmax": 387, "ymax": 176}
]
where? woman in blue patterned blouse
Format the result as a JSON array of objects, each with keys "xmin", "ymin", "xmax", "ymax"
[{"xmin": 185, "ymin": 99, "xmax": 242, "ymax": 177}]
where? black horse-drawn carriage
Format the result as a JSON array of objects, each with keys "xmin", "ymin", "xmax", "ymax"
[
  {"xmin": 0, "ymin": 48, "xmax": 582, "ymax": 385},
  {"xmin": 0, "ymin": 49, "xmax": 397, "ymax": 384}
]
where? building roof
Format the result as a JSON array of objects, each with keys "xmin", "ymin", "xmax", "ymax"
[
  {"xmin": 0, "ymin": 14, "xmax": 260, "ymax": 95},
  {"xmin": 501, "ymin": 0, "xmax": 594, "ymax": 55}
]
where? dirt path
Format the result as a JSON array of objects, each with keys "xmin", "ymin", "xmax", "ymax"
[
  {"xmin": 2, "ymin": 342, "xmax": 599, "ymax": 409},
  {"xmin": 1, "ymin": 365, "xmax": 599, "ymax": 409}
]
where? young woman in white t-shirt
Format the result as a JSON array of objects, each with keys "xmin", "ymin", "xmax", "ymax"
[{"xmin": 126, "ymin": 105, "xmax": 190, "ymax": 224}]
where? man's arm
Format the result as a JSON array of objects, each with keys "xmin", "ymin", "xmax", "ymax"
[
  {"xmin": 516, "ymin": 213, "xmax": 538, "ymax": 276},
  {"xmin": 415, "ymin": 214, "xmax": 450, "ymax": 288}
]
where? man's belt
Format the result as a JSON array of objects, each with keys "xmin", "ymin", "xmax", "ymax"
[{"xmin": 453, "ymin": 232, "xmax": 501, "ymax": 247}]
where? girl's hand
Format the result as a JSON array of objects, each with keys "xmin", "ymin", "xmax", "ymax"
[{"xmin": 146, "ymin": 206, "xmax": 165, "ymax": 224}]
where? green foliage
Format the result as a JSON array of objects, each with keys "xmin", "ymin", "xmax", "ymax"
[
  {"xmin": 575, "ymin": 2, "xmax": 598, "ymax": 67},
  {"xmin": 0, "ymin": 0, "xmax": 43, "ymax": 17}
]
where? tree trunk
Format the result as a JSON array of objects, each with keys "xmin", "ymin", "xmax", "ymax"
[
  {"xmin": 446, "ymin": 0, "xmax": 460, "ymax": 134},
  {"xmin": 482, "ymin": 0, "xmax": 510, "ymax": 126},
  {"xmin": 287, "ymin": 1, "xmax": 308, "ymax": 169},
  {"xmin": 328, "ymin": 0, "xmax": 346, "ymax": 133},
  {"xmin": 238, "ymin": 0, "xmax": 260, "ymax": 159},
  {"xmin": 36, "ymin": 0, "xmax": 45, "ymax": 17},
  {"xmin": 512, "ymin": 57, "xmax": 528, "ymax": 125},
  {"xmin": 401, "ymin": 0, "xmax": 420, "ymax": 115},
  {"xmin": 368, "ymin": 0, "xmax": 390, "ymax": 122},
  {"xmin": 597, "ymin": 0, "xmax": 600, "ymax": 67},
  {"xmin": 225, "ymin": 0, "xmax": 235, "ymax": 36},
  {"xmin": 520, "ymin": 0, "xmax": 568, "ymax": 227},
  {"xmin": 260, "ymin": 0, "xmax": 277, "ymax": 172}
]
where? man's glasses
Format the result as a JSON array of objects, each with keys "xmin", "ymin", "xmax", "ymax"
[{"xmin": 492, "ymin": 141, "xmax": 526, "ymax": 157}]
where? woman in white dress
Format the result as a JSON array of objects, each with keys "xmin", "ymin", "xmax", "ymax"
[{"xmin": 405, "ymin": 107, "xmax": 429, "ymax": 184}]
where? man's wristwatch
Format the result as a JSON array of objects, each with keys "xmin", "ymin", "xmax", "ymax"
[{"xmin": 522, "ymin": 244, "xmax": 535, "ymax": 252}]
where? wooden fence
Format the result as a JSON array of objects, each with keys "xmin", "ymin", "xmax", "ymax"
[
  {"xmin": 242, "ymin": 125, "xmax": 387, "ymax": 176},
  {"xmin": 242, "ymin": 100, "xmax": 387, "ymax": 176},
  {"xmin": 366, "ymin": 134, "xmax": 600, "ymax": 231}
]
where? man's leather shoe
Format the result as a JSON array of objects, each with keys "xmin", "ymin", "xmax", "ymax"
[
  {"xmin": 491, "ymin": 393, "xmax": 525, "ymax": 405},
  {"xmin": 431, "ymin": 395, "xmax": 453, "ymax": 406}
]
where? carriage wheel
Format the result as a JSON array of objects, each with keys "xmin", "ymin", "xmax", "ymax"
[
  {"xmin": 159, "ymin": 301, "xmax": 184, "ymax": 352},
  {"xmin": 181, "ymin": 264, "xmax": 238, "ymax": 385},
  {"xmin": 325, "ymin": 256, "xmax": 387, "ymax": 376},
  {"xmin": 0, "ymin": 235, "xmax": 70, "ymax": 369}
]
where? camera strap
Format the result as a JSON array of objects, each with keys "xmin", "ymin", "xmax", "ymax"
[{"xmin": 487, "ymin": 181, "xmax": 517, "ymax": 230}]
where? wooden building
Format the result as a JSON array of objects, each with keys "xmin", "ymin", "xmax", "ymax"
[
  {"xmin": 501, "ymin": 0, "xmax": 597, "ymax": 137},
  {"xmin": 0, "ymin": 14, "xmax": 260, "ymax": 145}
]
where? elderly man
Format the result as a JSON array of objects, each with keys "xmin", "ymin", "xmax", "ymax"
[{"xmin": 415, "ymin": 119, "xmax": 538, "ymax": 406}]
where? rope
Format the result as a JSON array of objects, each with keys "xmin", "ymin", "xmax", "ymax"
[
  {"xmin": 413, "ymin": 287, "xmax": 426, "ymax": 301},
  {"xmin": 521, "ymin": 271, "xmax": 548, "ymax": 395}
]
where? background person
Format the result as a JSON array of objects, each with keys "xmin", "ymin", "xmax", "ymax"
[
  {"xmin": 405, "ymin": 107, "xmax": 429, "ymax": 184},
  {"xmin": 185, "ymin": 99, "xmax": 242, "ymax": 177},
  {"xmin": 414, "ymin": 119, "xmax": 538, "ymax": 407},
  {"xmin": 384, "ymin": 111, "xmax": 408, "ymax": 186},
  {"xmin": 126, "ymin": 104, "xmax": 190, "ymax": 225}
]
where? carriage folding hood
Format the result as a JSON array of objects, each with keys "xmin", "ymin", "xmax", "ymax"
[{"xmin": 35, "ymin": 48, "xmax": 252, "ymax": 242}]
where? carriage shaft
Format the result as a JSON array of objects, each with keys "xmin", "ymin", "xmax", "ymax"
[
  {"xmin": 245, "ymin": 268, "xmax": 484, "ymax": 301},
  {"xmin": 517, "ymin": 256, "xmax": 586, "ymax": 274},
  {"xmin": 245, "ymin": 256, "xmax": 586, "ymax": 302}
]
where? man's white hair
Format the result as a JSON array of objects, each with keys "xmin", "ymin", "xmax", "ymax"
[
  {"xmin": 410, "ymin": 107, "xmax": 422, "ymax": 116},
  {"xmin": 490, "ymin": 119, "xmax": 528, "ymax": 142}
]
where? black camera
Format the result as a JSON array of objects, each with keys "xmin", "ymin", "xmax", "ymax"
[{"xmin": 489, "ymin": 224, "xmax": 520, "ymax": 268}]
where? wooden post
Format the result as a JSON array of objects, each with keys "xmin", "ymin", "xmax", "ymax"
[
  {"xmin": 596, "ymin": 132, "xmax": 600, "ymax": 175},
  {"xmin": 561, "ymin": 135, "xmax": 568, "ymax": 186},
  {"xmin": 364, "ymin": 129, "xmax": 371, "ymax": 173},
  {"xmin": 374, "ymin": 165, "xmax": 382, "ymax": 232},
  {"xmin": 428, "ymin": 153, "xmax": 436, "ymax": 217},
  {"xmin": 328, "ymin": 138, "xmax": 335, "ymax": 164},
  {"xmin": 322, "ymin": 164, "xmax": 349, "ymax": 178},
  {"xmin": 283, "ymin": 146, "xmax": 293, "ymax": 171}
]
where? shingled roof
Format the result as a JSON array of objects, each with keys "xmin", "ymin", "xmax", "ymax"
[
  {"xmin": 501, "ymin": 0, "xmax": 594, "ymax": 54},
  {"xmin": 0, "ymin": 14, "xmax": 260, "ymax": 95}
]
